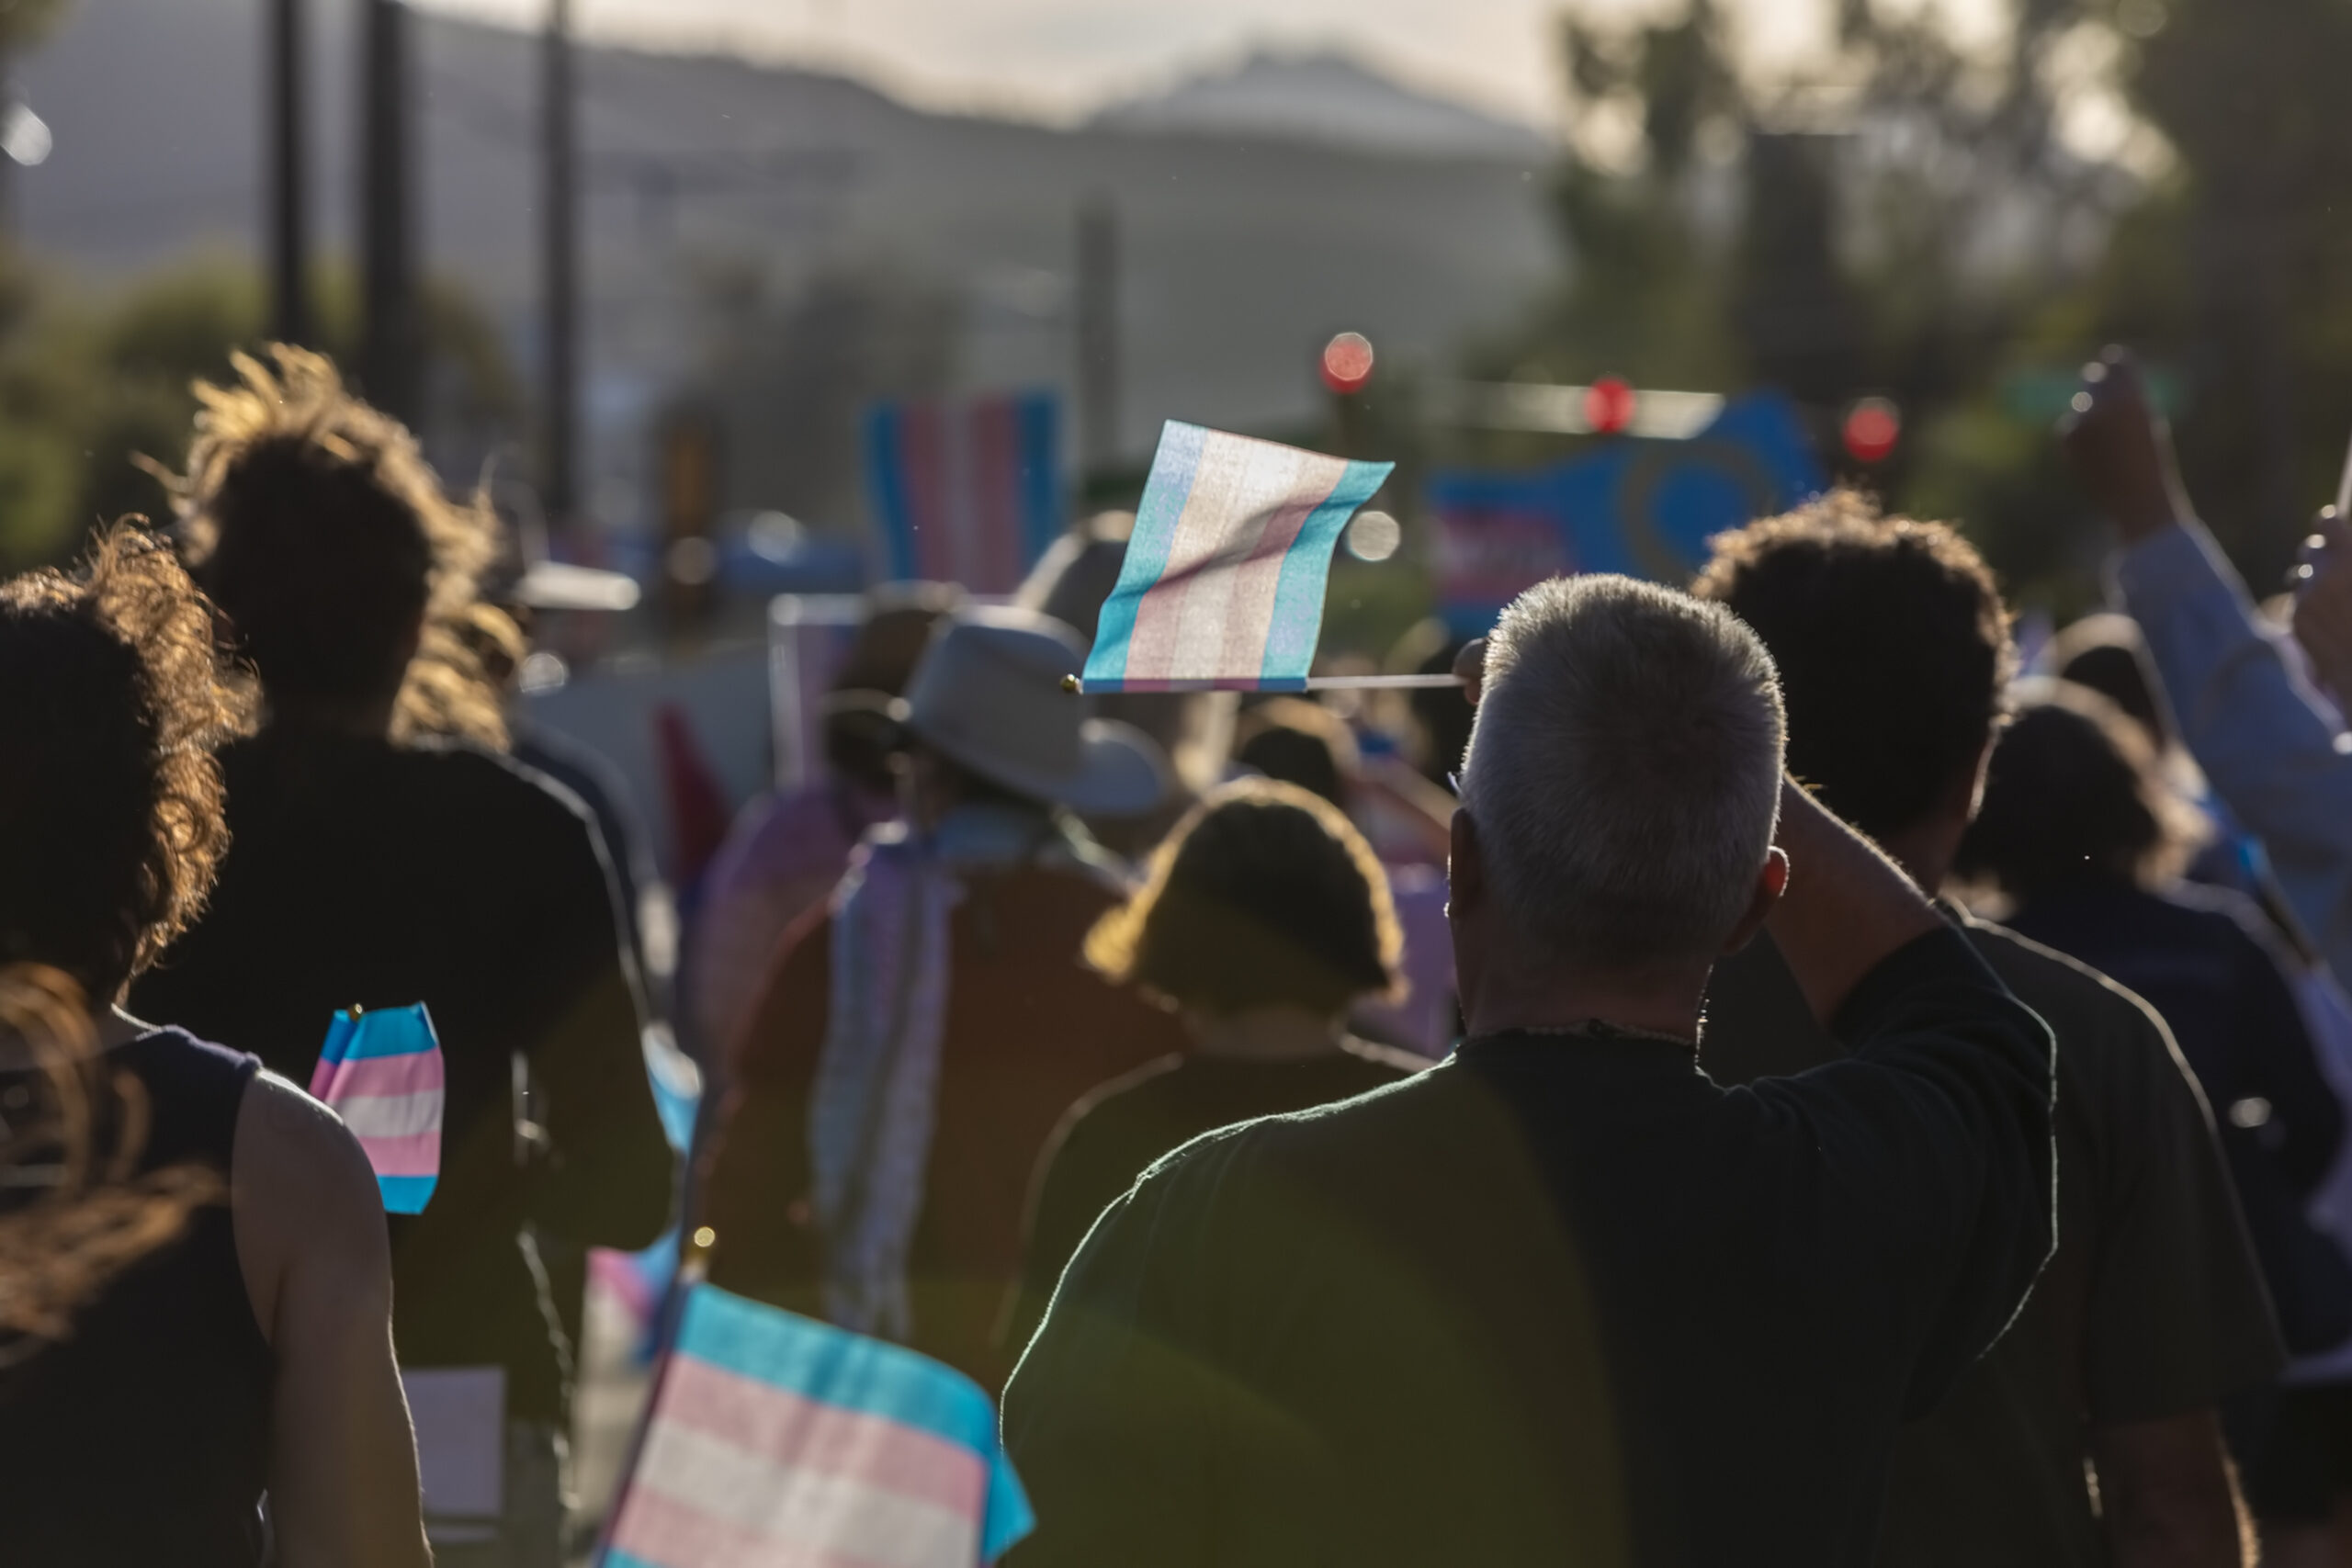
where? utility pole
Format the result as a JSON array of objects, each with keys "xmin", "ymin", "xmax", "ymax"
[
  {"xmin": 267, "ymin": 0, "xmax": 309, "ymax": 344},
  {"xmin": 359, "ymin": 0, "xmax": 418, "ymax": 422},
  {"xmin": 1074, "ymin": 194, "xmax": 1120, "ymax": 479},
  {"xmin": 541, "ymin": 0, "xmax": 578, "ymax": 531}
]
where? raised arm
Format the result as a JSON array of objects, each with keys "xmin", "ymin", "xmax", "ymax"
[
  {"xmin": 2064, "ymin": 348, "xmax": 2352, "ymax": 986},
  {"xmin": 235, "ymin": 1073, "xmax": 431, "ymax": 1568}
]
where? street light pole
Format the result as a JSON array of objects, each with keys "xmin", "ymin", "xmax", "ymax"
[
  {"xmin": 267, "ymin": 0, "xmax": 309, "ymax": 345},
  {"xmin": 541, "ymin": 0, "xmax": 577, "ymax": 532},
  {"xmin": 359, "ymin": 0, "xmax": 418, "ymax": 422}
]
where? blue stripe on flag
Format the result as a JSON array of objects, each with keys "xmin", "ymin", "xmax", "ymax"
[
  {"xmin": 379, "ymin": 1175, "xmax": 436, "ymax": 1214},
  {"xmin": 1084, "ymin": 420, "xmax": 1207, "ymax": 685},
  {"xmin": 673, "ymin": 1285, "xmax": 1001, "ymax": 1458},
  {"xmin": 864, "ymin": 402, "xmax": 920, "ymax": 581},
  {"xmin": 324, "ymin": 1005, "xmax": 439, "ymax": 1061},
  {"xmin": 1260, "ymin": 457, "xmax": 1393, "ymax": 682},
  {"xmin": 1015, "ymin": 390, "xmax": 1063, "ymax": 572},
  {"xmin": 599, "ymin": 1552, "xmax": 661, "ymax": 1568},
  {"xmin": 984, "ymin": 1448, "xmax": 1037, "ymax": 1563}
]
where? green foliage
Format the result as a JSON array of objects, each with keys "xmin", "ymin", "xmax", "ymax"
[{"xmin": 0, "ymin": 252, "xmax": 515, "ymax": 571}]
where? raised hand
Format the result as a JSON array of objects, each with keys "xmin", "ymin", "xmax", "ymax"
[{"xmin": 2058, "ymin": 346, "xmax": 2192, "ymax": 545}]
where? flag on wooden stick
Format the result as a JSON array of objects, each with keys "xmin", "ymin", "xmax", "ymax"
[
  {"xmin": 602, "ymin": 1284, "xmax": 1034, "ymax": 1568},
  {"xmin": 309, "ymin": 1004, "xmax": 442, "ymax": 1214},
  {"xmin": 1080, "ymin": 422, "xmax": 1393, "ymax": 693}
]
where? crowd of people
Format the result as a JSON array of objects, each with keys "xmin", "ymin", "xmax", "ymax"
[{"xmin": 7, "ymin": 335, "xmax": 2352, "ymax": 1568}]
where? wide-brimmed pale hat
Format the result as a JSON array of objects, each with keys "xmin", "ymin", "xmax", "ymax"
[{"xmin": 896, "ymin": 606, "xmax": 1170, "ymax": 817}]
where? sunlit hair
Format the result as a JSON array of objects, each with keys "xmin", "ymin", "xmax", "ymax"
[
  {"xmin": 1693, "ymin": 490, "xmax": 2015, "ymax": 841},
  {"xmin": 0, "ymin": 965, "xmax": 221, "ymax": 1363},
  {"xmin": 1085, "ymin": 777, "xmax": 1401, "ymax": 1017},
  {"xmin": 164, "ymin": 344, "xmax": 514, "ymax": 750},
  {"xmin": 1954, "ymin": 678, "xmax": 2208, "ymax": 902},
  {"xmin": 0, "ymin": 525, "xmax": 251, "ymax": 1001},
  {"xmin": 1458, "ymin": 574, "xmax": 1784, "ymax": 976}
]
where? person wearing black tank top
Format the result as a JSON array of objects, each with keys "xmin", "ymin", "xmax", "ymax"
[{"xmin": 0, "ymin": 528, "xmax": 430, "ymax": 1566}]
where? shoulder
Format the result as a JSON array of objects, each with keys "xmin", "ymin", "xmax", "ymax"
[
  {"xmin": 237, "ymin": 1075, "xmax": 385, "ymax": 1220},
  {"xmin": 1337, "ymin": 1036, "xmax": 1437, "ymax": 1078},
  {"xmin": 1964, "ymin": 916, "xmax": 2174, "ymax": 1049}
]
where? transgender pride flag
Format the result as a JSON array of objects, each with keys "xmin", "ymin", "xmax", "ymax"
[
  {"xmin": 309, "ymin": 1004, "xmax": 442, "ymax": 1214},
  {"xmin": 602, "ymin": 1284, "xmax": 1033, "ymax": 1568},
  {"xmin": 865, "ymin": 391, "xmax": 1063, "ymax": 594},
  {"xmin": 1081, "ymin": 421, "xmax": 1392, "ymax": 693}
]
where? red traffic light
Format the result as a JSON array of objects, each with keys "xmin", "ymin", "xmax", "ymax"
[
  {"xmin": 1320, "ymin": 332, "xmax": 1376, "ymax": 395},
  {"xmin": 1584, "ymin": 376, "xmax": 1636, "ymax": 435},
  {"xmin": 1842, "ymin": 397, "xmax": 1902, "ymax": 464}
]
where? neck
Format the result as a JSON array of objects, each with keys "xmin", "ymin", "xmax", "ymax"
[
  {"xmin": 1187, "ymin": 1006, "xmax": 1347, "ymax": 1064},
  {"xmin": 267, "ymin": 690, "xmax": 401, "ymax": 740},
  {"xmin": 1461, "ymin": 953, "xmax": 1709, "ymax": 1043},
  {"xmin": 0, "ymin": 999, "xmax": 144, "ymax": 1073},
  {"xmin": 1871, "ymin": 814, "xmax": 1962, "ymax": 898}
]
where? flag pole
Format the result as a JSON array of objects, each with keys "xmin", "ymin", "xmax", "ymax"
[{"xmin": 1063, "ymin": 673, "xmax": 1464, "ymax": 694}]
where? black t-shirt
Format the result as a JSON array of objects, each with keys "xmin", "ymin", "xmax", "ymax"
[
  {"xmin": 1703, "ymin": 914, "xmax": 2281, "ymax": 1568},
  {"xmin": 1005, "ymin": 930, "xmax": 2055, "ymax": 1568},
  {"xmin": 131, "ymin": 728, "xmax": 677, "ymax": 1420},
  {"xmin": 1012, "ymin": 1043, "xmax": 1425, "ymax": 1348}
]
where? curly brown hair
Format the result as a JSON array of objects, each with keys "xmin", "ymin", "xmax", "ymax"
[
  {"xmin": 164, "ymin": 344, "xmax": 514, "ymax": 750},
  {"xmin": 0, "ymin": 525, "xmax": 252, "ymax": 1000},
  {"xmin": 1085, "ymin": 778, "xmax": 1402, "ymax": 1017},
  {"xmin": 1692, "ymin": 490, "xmax": 2017, "ymax": 841}
]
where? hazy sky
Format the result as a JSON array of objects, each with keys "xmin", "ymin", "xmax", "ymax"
[{"xmin": 414, "ymin": 0, "xmax": 2006, "ymax": 130}]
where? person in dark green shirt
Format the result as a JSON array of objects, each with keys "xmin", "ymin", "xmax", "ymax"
[
  {"xmin": 1693, "ymin": 498, "xmax": 2278, "ymax": 1568},
  {"xmin": 1004, "ymin": 575, "xmax": 2055, "ymax": 1568},
  {"xmin": 1007, "ymin": 778, "xmax": 1425, "ymax": 1352}
]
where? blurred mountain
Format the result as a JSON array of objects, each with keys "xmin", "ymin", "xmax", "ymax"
[
  {"xmin": 1091, "ymin": 50, "xmax": 1555, "ymax": 161},
  {"xmin": 9, "ymin": 0, "xmax": 1560, "ymax": 529}
]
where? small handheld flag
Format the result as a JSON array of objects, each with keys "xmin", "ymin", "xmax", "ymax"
[
  {"xmin": 601, "ymin": 1283, "xmax": 1034, "ymax": 1568},
  {"xmin": 310, "ymin": 1004, "xmax": 443, "ymax": 1215},
  {"xmin": 1080, "ymin": 422, "xmax": 1393, "ymax": 693}
]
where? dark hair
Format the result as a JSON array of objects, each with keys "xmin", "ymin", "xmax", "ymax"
[
  {"xmin": 1235, "ymin": 697, "xmax": 1361, "ymax": 808},
  {"xmin": 2048, "ymin": 614, "xmax": 2169, "ymax": 748},
  {"xmin": 168, "ymin": 345, "xmax": 512, "ymax": 748},
  {"xmin": 1693, "ymin": 490, "xmax": 2016, "ymax": 841},
  {"xmin": 1954, "ymin": 679, "xmax": 2204, "ymax": 900},
  {"xmin": 1085, "ymin": 778, "xmax": 1400, "ymax": 1017},
  {"xmin": 0, "ymin": 526, "xmax": 250, "ymax": 1000}
]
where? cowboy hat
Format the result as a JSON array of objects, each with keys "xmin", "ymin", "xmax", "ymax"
[{"xmin": 896, "ymin": 607, "xmax": 1170, "ymax": 817}]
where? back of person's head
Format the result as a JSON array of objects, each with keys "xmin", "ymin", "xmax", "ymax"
[
  {"xmin": 1085, "ymin": 777, "xmax": 1400, "ymax": 1018},
  {"xmin": 1458, "ymin": 574, "xmax": 1784, "ymax": 976},
  {"xmin": 0, "ymin": 527, "xmax": 248, "ymax": 1002},
  {"xmin": 1692, "ymin": 490, "xmax": 2014, "ymax": 843},
  {"xmin": 2047, "ymin": 613, "xmax": 2170, "ymax": 750},
  {"xmin": 824, "ymin": 584, "xmax": 962, "ymax": 795},
  {"xmin": 170, "ymin": 345, "xmax": 508, "ymax": 747},
  {"xmin": 1954, "ymin": 678, "xmax": 2203, "ymax": 903},
  {"xmin": 1234, "ymin": 697, "xmax": 1361, "ymax": 808}
]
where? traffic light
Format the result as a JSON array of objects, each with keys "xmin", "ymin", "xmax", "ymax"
[
  {"xmin": 1584, "ymin": 376, "xmax": 1636, "ymax": 436},
  {"xmin": 1320, "ymin": 332, "xmax": 1375, "ymax": 396},
  {"xmin": 1841, "ymin": 397, "xmax": 1901, "ymax": 465}
]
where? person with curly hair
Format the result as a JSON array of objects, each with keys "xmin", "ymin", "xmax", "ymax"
[
  {"xmin": 130, "ymin": 346, "xmax": 675, "ymax": 1566},
  {"xmin": 1006, "ymin": 779, "xmax": 1425, "ymax": 1349},
  {"xmin": 0, "ymin": 525, "xmax": 428, "ymax": 1567}
]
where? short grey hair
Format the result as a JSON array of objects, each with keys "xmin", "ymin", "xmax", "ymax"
[{"xmin": 1457, "ymin": 574, "xmax": 1786, "ymax": 973}]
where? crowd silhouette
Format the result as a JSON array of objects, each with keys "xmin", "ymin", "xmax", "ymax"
[{"xmin": 6, "ymin": 340, "xmax": 2352, "ymax": 1568}]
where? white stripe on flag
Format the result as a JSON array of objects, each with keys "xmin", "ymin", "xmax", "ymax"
[
  {"xmin": 1160, "ymin": 439, "xmax": 1311, "ymax": 680},
  {"xmin": 332, "ymin": 1089, "xmax": 444, "ymax": 1140},
  {"xmin": 629, "ymin": 1419, "xmax": 978, "ymax": 1568}
]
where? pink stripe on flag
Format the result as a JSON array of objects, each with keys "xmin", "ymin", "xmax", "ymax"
[
  {"xmin": 656, "ymin": 1355, "xmax": 988, "ymax": 1517},
  {"xmin": 356, "ymin": 1130, "xmax": 440, "ymax": 1178},
  {"xmin": 610, "ymin": 1487, "xmax": 903, "ymax": 1568},
  {"xmin": 312, "ymin": 1050, "xmax": 445, "ymax": 1102},
  {"xmin": 1210, "ymin": 483, "xmax": 1338, "ymax": 674},
  {"xmin": 1124, "ymin": 434, "xmax": 1254, "ymax": 682},
  {"xmin": 970, "ymin": 397, "xmax": 1018, "ymax": 593}
]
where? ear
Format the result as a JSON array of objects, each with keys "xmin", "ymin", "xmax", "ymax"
[
  {"xmin": 1721, "ymin": 846, "xmax": 1789, "ymax": 955},
  {"xmin": 1447, "ymin": 806, "xmax": 1485, "ymax": 920}
]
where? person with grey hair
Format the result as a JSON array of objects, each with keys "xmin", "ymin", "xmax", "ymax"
[{"xmin": 1003, "ymin": 573, "xmax": 2055, "ymax": 1568}]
